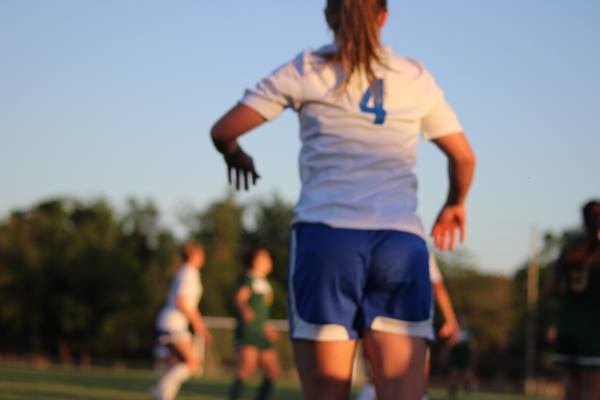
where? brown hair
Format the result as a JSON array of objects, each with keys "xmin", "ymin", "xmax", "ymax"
[
  {"xmin": 240, "ymin": 247, "xmax": 269, "ymax": 271},
  {"xmin": 324, "ymin": 0, "xmax": 387, "ymax": 87},
  {"xmin": 179, "ymin": 241, "xmax": 204, "ymax": 263}
]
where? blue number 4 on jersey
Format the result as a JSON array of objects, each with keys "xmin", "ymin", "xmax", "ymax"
[{"xmin": 359, "ymin": 79, "xmax": 386, "ymax": 125}]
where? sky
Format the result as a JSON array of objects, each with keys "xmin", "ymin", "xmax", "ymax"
[{"xmin": 1, "ymin": 0, "xmax": 598, "ymax": 274}]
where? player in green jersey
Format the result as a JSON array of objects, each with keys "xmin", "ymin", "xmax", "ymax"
[
  {"xmin": 228, "ymin": 248, "xmax": 281, "ymax": 400},
  {"xmin": 544, "ymin": 200, "xmax": 600, "ymax": 400}
]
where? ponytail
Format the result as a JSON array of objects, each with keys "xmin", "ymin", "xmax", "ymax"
[{"xmin": 324, "ymin": 0, "xmax": 387, "ymax": 87}]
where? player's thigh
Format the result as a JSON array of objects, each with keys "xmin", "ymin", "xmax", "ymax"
[
  {"xmin": 363, "ymin": 330, "xmax": 426, "ymax": 400},
  {"xmin": 259, "ymin": 349, "xmax": 281, "ymax": 380},
  {"xmin": 170, "ymin": 336, "xmax": 198, "ymax": 369},
  {"xmin": 237, "ymin": 345, "xmax": 260, "ymax": 378},
  {"xmin": 293, "ymin": 339, "xmax": 357, "ymax": 400}
]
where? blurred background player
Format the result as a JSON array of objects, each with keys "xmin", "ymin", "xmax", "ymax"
[
  {"xmin": 543, "ymin": 200, "xmax": 600, "ymax": 400},
  {"xmin": 152, "ymin": 242, "xmax": 211, "ymax": 400},
  {"xmin": 446, "ymin": 317, "xmax": 477, "ymax": 399},
  {"xmin": 425, "ymin": 253, "xmax": 461, "ymax": 399},
  {"xmin": 228, "ymin": 248, "xmax": 281, "ymax": 400},
  {"xmin": 210, "ymin": 0, "xmax": 476, "ymax": 397},
  {"xmin": 356, "ymin": 252, "xmax": 461, "ymax": 400}
]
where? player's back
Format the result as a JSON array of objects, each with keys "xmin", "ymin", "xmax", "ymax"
[{"xmin": 242, "ymin": 45, "xmax": 462, "ymax": 235}]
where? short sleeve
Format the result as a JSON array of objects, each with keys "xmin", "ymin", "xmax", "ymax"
[
  {"xmin": 240, "ymin": 53, "xmax": 304, "ymax": 121},
  {"xmin": 421, "ymin": 72, "xmax": 463, "ymax": 141},
  {"xmin": 239, "ymin": 274, "xmax": 253, "ymax": 289},
  {"xmin": 429, "ymin": 253, "xmax": 443, "ymax": 283}
]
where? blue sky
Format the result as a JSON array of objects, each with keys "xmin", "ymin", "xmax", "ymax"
[{"xmin": 1, "ymin": 0, "xmax": 598, "ymax": 274}]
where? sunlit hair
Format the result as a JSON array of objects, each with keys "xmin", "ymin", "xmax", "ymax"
[
  {"xmin": 324, "ymin": 0, "xmax": 387, "ymax": 87},
  {"xmin": 179, "ymin": 241, "xmax": 204, "ymax": 263},
  {"xmin": 241, "ymin": 247, "xmax": 268, "ymax": 271}
]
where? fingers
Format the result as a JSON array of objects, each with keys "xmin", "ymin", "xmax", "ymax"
[
  {"xmin": 438, "ymin": 326, "xmax": 449, "ymax": 338},
  {"xmin": 253, "ymin": 171, "xmax": 260, "ymax": 186},
  {"xmin": 243, "ymin": 170, "xmax": 249, "ymax": 191},
  {"xmin": 432, "ymin": 225, "xmax": 443, "ymax": 250},
  {"xmin": 449, "ymin": 228, "xmax": 457, "ymax": 251},
  {"xmin": 432, "ymin": 224, "xmax": 458, "ymax": 251},
  {"xmin": 433, "ymin": 224, "xmax": 449, "ymax": 251},
  {"xmin": 224, "ymin": 148, "xmax": 260, "ymax": 190},
  {"xmin": 227, "ymin": 167, "xmax": 260, "ymax": 191}
]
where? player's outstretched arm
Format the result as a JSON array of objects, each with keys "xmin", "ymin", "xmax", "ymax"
[
  {"xmin": 431, "ymin": 132, "xmax": 476, "ymax": 251},
  {"xmin": 211, "ymin": 103, "xmax": 267, "ymax": 191}
]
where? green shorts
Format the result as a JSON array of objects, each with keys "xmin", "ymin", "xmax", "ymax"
[{"xmin": 235, "ymin": 327, "xmax": 272, "ymax": 350}]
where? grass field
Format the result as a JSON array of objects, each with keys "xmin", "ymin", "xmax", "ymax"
[{"xmin": 0, "ymin": 363, "xmax": 557, "ymax": 400}]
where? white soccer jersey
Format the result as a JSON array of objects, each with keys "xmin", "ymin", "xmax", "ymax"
[
  {"xmin": 242, "ymin": 45, "xmax": 463, "ymax": 237},
  {"xmin": 156, "ymin": 264, "xmax": 202, "ymax": 333}
]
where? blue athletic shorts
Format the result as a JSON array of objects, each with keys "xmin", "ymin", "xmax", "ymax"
[{"xmin": 288, "ymin": 223, "xmax": 433, "ymax": 341}]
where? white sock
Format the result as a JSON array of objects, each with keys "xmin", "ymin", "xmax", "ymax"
[
  {"xmin": 356, "ymin": 383, "xmax": 376, "ymax": 400},
  {"xmin": 156, "ymin": 363, "xmax": 191, "ymax": 400}
]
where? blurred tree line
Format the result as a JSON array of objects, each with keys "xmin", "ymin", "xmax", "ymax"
[{"xmin": 0, "ymin": 193, "xmax": 579, "ymax": 377}]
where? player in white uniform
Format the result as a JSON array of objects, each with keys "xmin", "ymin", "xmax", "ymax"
[
  {"xmin": 152, "ymin": 242, "xmax": 211, "ymax": 400},
  {"xmin": 210, "ymin": 1, "xmax": 475, "ymax": 398}
]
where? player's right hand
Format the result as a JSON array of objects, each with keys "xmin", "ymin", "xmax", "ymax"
[
  {"xmin": 439, "ymin": 320, "xmax": 461, "ymax": 346},
  {"xmin": 224, "ymin": 145, "xmax": 260, "ymax": 191},
  {"xmin": 242, "ymin": 308, "xmax": 256, "ymax": 323}
]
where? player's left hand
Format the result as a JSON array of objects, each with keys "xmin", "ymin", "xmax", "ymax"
[
  {"xmin": 224, "ymin": 145, "xmax": 260, "ymax": 191},
  {"xmin": 432, "ymin": 203, "xmax": 466, "ymax": 251}
]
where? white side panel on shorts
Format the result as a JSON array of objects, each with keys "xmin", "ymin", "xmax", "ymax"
[
  {"xmin": 288, "ymin": 230, "xmax": 351, "ymax": 341},
  {"xmin": 370, "ymin": 316, "xmax": 434, "ymax": 340}
]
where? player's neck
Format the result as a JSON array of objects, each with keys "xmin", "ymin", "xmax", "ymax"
[{"xmin": 250, "ymin": 270, "xmax": 266, "ymax": 278}]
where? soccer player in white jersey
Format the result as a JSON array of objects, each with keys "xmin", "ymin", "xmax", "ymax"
[
  {"xmin": 152, "ymin": 242, "xmax": 211, "ymax": 400},
  {"xmin": 210, "ymin": 0, "xmax": 476, "ymax": 398}
]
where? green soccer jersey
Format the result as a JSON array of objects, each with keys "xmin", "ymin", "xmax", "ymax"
[
  {"xmin": 555, "ymin": 249, "xmax": 600, "ymax": 365},
  {"xmin": 235, "ymin": 273, "xmax": 274, "ymax": 349},
  {"xmin": 562, "ymin": 255, "xmax": 600, "ymax": 310}
]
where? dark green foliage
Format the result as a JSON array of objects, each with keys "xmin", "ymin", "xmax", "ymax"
[{"xmin": 0, "ymin": 197, "xmax": 177, "ymax": 361}]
